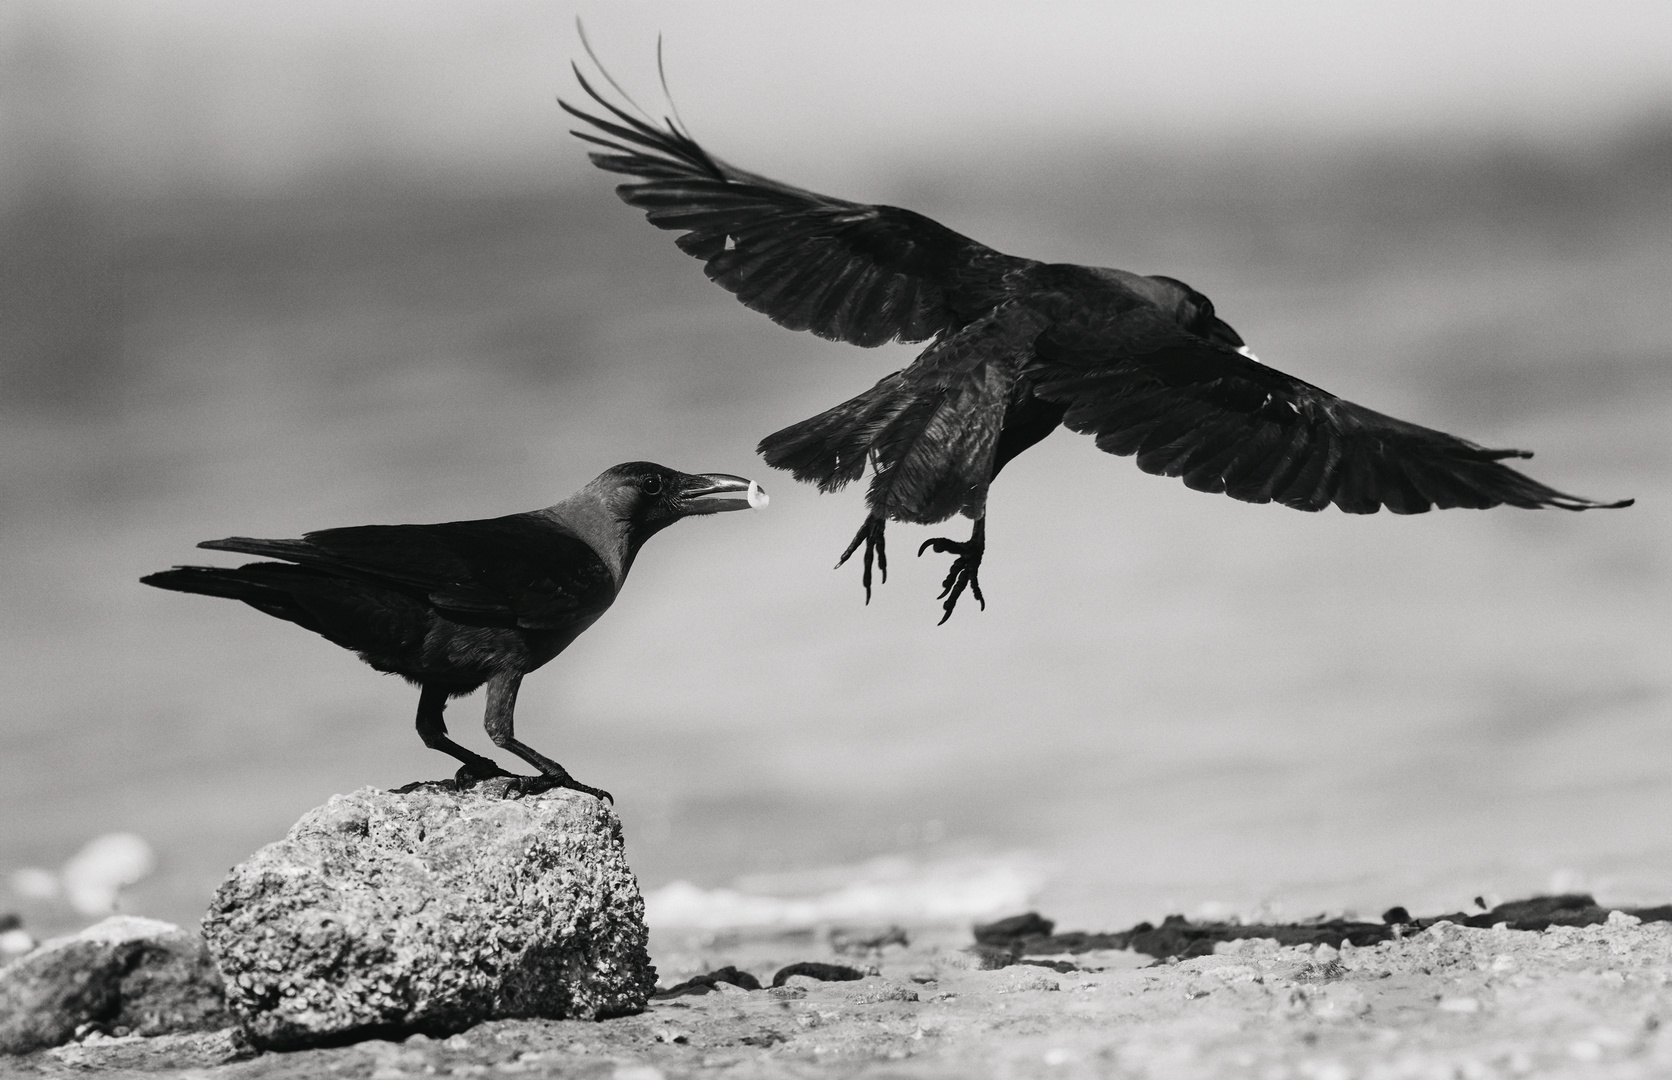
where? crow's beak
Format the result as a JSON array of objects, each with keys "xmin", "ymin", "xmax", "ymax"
[
  {"xmin": 679, "ymin": 473, "xmax": 768, "ymax": 515},
  {"xmin": 1205, "ymin": 315, "xmax": 1253, "ymax": 360}
]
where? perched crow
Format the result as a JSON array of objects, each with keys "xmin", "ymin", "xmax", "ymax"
[
  {"xmin": 561, "ymin": 55, "xmax": 1632, "ymax": 623},
  {"xmin": 142, "ymin": 463, "xmax": 768, "ymax": 801}
]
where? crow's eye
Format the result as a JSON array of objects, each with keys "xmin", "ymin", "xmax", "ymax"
[{"xmin": 639, "ymin": 475, "xmax": 664, "ymax": 496}]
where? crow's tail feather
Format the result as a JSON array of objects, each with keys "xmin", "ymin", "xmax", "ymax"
[
  {"xmin": 142, "ymin": 564, "xmax": 326, "ymax": 634},
  {"xmin": 757, "ymin": 372, "xmax": 914, "ymax": 492}
]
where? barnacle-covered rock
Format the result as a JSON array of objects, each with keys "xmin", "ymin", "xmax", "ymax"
[{"xmin": 202, "ymin": 783, "xmax": 654, "ymax": 1049}]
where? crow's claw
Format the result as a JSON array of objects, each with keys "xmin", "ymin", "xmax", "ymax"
[
  {"xmin": 562, "ymin": 777, "xmax": 615, "ymax": 804},
  {"xmin": 498, "ymin": 773, "xmax": 613, "ymax": 803},
  {"xmin": 835, "ymin": 516, "xmax": 887, "ymax": 603},
  {"xmin": 917, "ymin": 528, "xmax": 986, "ymax": 624}
]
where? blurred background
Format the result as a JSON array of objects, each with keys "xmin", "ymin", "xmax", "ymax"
[{"xmin": 2, "ymin": 0, "xmax": 1669, "ymax": 944}]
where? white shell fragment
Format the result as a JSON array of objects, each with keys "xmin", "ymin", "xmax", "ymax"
[{"xmin": 747, "ymin": 481, "xmax": 769, "ymax": 509}]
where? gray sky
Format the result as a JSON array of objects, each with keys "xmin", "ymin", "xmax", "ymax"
[{"xmin": 6, "ymin": 0, "xmax": 1672, "ymax": 196}]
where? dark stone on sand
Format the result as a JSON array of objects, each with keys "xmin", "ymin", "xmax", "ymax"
[
  {"xmin": 973, "ymin": 912, "xmax": 1055, "ymax": 947},
  {"xmin": 0, "ymin": 916, "xmax": 228, "ymax": 1055},
  {"xmin": 981, "ymin": 895, "xmax": 1672, "ymax": 965},
  {"xmin": 985, "ymin": 910, "xmax": 1397, "ymax": 964},
  {"xmin": 967, "ymin": 943, "xmax": 1023, "ymax": 969},
  {"xmin": 770, "ymin": 962, "xmax": 864, "ymax": 987},
  {"xmin": 202, "ymin": 784, "xmax": 656, "ymax": 1050},
  {"xmin": 1112, "ymin": 914, "xmax": 1397, "ymax": 961},
  {"xmin": 1627, "ymin": 904, "xmax": 1672, "ymax": 922},
  {"xmin": 1420, "ymin": 893, "xmax": 1672, "ymax": 932},
  {"xmin": 655, "ymin": 965, "xmax": 763, "ymax": 997}
]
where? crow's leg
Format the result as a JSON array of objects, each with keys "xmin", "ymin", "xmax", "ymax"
[
  {"xmin": 482, "ymin": 671, "xmax": 613, "ymax": 803},
  {"xmin": 917, "ymin": 517, "xmax": 987, "ymax": 624},
  {"xmin": 834, "ymin": 515, "xmax": 888, "ymax": 603},
  {"xmin": 415, "ymin": 683, "xmax": 513, "ymax": 784}
]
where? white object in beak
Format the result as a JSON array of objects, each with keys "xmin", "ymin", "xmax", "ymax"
[
  {"xmin": 1236, "ymin": 344, "xmax": 1261, "ymax": 363},
  {"xmin": 747, "ymin": 481, "xmax": 769, "ymax": 509}
]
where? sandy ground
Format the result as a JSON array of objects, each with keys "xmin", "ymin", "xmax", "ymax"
[{"xmin": 9, "ymin": 915, "xmax": 1671, "ymax": 1079}]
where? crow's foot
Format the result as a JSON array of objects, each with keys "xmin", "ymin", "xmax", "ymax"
[
  {"xmin": 453, "ymin": 758, "xmax": 516, "ymax": 786},
  {"xmin": 511, "ymin": 770, "xmax": 614, "ymax": 803},
  {"xmin": 918, "ymin": 531, "xmax": 986, "ymax": 624},
  {"xmin": 835, "ymin": 516, "xmax": 888, "ymax": 603},
  {"xmin": 553, "ymin": 775, "xmax": 614, "ymax": 804},
  {"xmin": 464, "ymin": 773, "xmax": 613, "ymax": 803},
  {"xmin": 392, "ymin": 759, "xmax": 517, "ymax": 794}
]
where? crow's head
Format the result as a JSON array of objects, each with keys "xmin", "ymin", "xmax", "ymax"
[
  {"xmin": 594, "ymin": 461, "xmax": 767, "ymax": 545},
  {"xmin": 1148, "ymin": 275, "xmax": 1258, "ymax": 360}
]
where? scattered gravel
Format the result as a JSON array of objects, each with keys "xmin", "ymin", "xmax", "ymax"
[{"xmin": 6, "ymin": 905, "xmax": 1670, "ymax": 1077}]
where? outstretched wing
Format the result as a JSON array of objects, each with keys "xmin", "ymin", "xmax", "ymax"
[
  {"xmin": 561, "ymin": 63, "xmax": 1033, "ymax": 347},
  {"xmin": 1029, "ymin": 319, "xmax": 1633, "ymax": 514},
  {"xmin": 199, "ymin": 514, "xmax": 615, "ymax": 629}
]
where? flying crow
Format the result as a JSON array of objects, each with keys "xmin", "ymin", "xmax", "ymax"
[
  {"xmin": 142, "ymin": 462, "xmax": 768, "ymax": 801},
  {"xmin": 561, "ymin": 54, "xmax": 1632, "ymax": 623}
]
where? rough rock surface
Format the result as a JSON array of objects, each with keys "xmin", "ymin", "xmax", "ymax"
[
  {"xmin": 201, "ymin": 783, "xmax": 655, "ymax": 1049},
  {"xmin": 0, "ymin": 916, "xmax": 227, "ymax": 1054},
  {"xmin": 43, "ymin": 1029, "xmax": 247, "ymax": 1071}
]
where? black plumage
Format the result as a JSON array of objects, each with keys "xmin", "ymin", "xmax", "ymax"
[
  {"xmin": 142, "ymin": 463, "xmax": 764, "ymax": 800},
  {"xmin": 562, "ymin": 56, "xmax": 1632, "ymax": 622}
]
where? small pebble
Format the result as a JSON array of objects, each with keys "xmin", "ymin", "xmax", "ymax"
[{"xmin": 781, "ymin": 975, "xmax": 826, "ymax": 992}]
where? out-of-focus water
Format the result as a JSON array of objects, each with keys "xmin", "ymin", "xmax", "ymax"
[{"xmin": 2, "ymin": 133, "xmax": 1668, "ymax": 938}]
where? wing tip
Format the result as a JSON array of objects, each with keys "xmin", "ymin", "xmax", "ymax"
[{"xmin": 1557, "ymin": 494, "xmax": 1634, "ymax": 511}]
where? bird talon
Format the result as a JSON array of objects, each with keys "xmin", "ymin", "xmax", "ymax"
[
  {"xmin": 836, "ymin": 517, "xmax": 887, "ymax": 603},
  {"xmin": 497, "ymin": 773, "xmax": 611, "ymax": 804},
  {"xmin": 917, "ymin": 536, "xmax": 953, "ymax": 558},
  {"xmin": 934, "ymin": 565, "xmax": 982, "ymax": 624},
  {"xmin": 921, "ymin": 526, "xmax": 986, "ymax": 622},
  {"xmin": 563, "ymin": 778, "xmax": 614, "ymax": 804}
]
